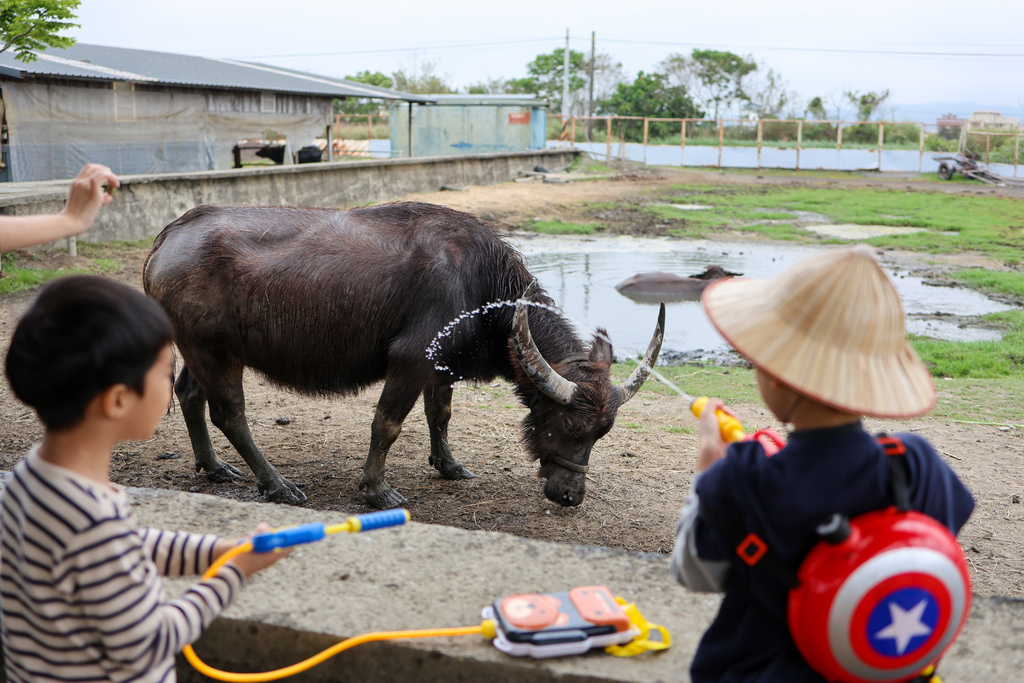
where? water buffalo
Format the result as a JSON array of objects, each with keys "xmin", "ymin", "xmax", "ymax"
[
  {"xmin": 615, "ymin": 265, "xmax": 741, "ymax": 303},
  {"xmin": 143, "ymin": 202, "xmax": 664, "ymax": 509}
]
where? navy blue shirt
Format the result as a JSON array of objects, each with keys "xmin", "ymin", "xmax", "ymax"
[{"xmin": 691, "ymin": 421, "xmax": 975, "ymax": 683}]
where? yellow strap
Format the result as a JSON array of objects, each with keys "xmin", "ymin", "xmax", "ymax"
[{"xmin": 604, "ymin": 598, "xmax": 671, "ymax": 657}]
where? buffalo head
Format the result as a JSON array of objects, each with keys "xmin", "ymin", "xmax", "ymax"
[{"xmin": 512, "ymin": 282, "xmax": 665, "ymax": 506}]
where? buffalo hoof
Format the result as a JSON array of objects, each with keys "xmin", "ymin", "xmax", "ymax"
[
  {"xmin": 200, "ymin": 459, "xmax": 244, "ymax": 483},
  {"xmin": 363, "ymin": 484, "xmax": 406, "ymax": 510},
  {"xmin": 429, "ymin": 454, "xmax": 477, "ymax": 480},
  {"xmin": 260, "ymin": 479, "xmax": 307, "ymax": 506}
]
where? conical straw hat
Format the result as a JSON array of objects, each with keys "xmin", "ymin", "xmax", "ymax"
[{"xmin": 701, "ymin": 245, "xmax": 935, "ymax": 418}]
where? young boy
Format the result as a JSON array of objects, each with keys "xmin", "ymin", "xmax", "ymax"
[
  {"xmin": 2, "ymin": 275, "xmax": 287, "ymax": 682},
  {"xmin": 672, "ymin": 245, "xmax": 975, "ymax": 682}
]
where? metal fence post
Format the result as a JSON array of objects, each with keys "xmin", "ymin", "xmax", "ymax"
[
  {"xmin": 1015, "ymin": 133, "xmax": 1020, "ymax": 178},
  {"xmin": 756, "ymin": 119, "xmax": 763, "ymax": 170},
  {"xmin": 607, "ymin": 117, "xmax": 612, "ymax": 161},
  {"xmin": 643, "ymin": 118, "xmax": 649, "ymax": 165},
  {"xmin": 877, "ymin": 123, "xmax": 884, "ymax": 171},
  {"xmin": 796, "ymin": 120, "xmax": 803, "ymax": 171},
  {"xmin": 836, "ymin": 121, "xmax": 843, "ymax": 171},
  {"xmin": 681, "ymin": 119, "xmax": 687, "ymax": 168},
  {"xmin": 918, "ymin": 123, "xmax": 925, "ymax": 173},
  {"xmin": 717, "ymin": 119, "xmax": 724, "ymax": 169}
]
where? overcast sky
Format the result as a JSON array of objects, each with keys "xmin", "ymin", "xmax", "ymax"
[{"xmin": 74, "ymin": 0, "xmax": 1024, "ymax": 121}]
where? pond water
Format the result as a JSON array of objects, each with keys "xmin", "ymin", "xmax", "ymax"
[{"xmin": 510, "ymin": 234, "xmax": 1014, "ymax": 361}]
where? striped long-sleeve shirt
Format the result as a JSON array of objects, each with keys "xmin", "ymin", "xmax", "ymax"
[{"xmin": 1, "ymin": 446, "xmax": 244, "ymax": 682}]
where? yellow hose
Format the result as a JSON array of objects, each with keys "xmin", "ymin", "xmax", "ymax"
[{"xmin": 182, "ymin": 541, "xmax": 493, "ymax": 682}]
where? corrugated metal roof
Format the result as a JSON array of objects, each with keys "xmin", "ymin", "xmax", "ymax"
[{"xmin": 0, "ymin": 43, "xmax": 431, "ymax": 102}]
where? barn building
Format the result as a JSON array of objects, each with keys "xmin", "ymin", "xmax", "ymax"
[{"xmin": 0, "ymin": 44, "xmax": 428, "ymax": 182}]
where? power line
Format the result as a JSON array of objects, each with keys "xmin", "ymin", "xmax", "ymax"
[
  {"xmin": 598, "ymin": 37, "xmax": 1024, "ymax": 59},
  {"xmin": 234, "ymin": 37, "xmax": 564, "ymax": 60}
]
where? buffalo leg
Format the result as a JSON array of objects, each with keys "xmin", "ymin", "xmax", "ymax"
[
  {"xmin": 423, "ymin": 384, "xmax": 475, "ymax": 480},
  {"xmin": 358, "ymin": 378, "xmax": 424, "ymax": 509},
  {"xmin": 175, "ymin": 366, "xmax": 243, "ymax": 483},
  {"xmin": 185, "ymin": 356, "xmax": 307, "ymax": 505}
]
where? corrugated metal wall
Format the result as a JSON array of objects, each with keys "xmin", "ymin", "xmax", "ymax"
[{"xmin": 390, "ymin": 100, "xmax": 547, "ymax": 158}]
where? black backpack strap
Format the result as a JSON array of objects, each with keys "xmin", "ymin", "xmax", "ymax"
[
  {"xmin": 697, "ymin": 500, "xmax": 800, "ymax": 590},
  {"xmin": 877, "ymin": 435, "xmax": 911, "ymax": 512}
]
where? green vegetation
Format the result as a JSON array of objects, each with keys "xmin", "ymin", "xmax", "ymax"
[
  {"xmin": 613, "ymin": 361, "xmax": 1024, "ymax": 426},
  {"xmin": 612, "ymin": 362, "xmax": 761, "ymax": 405},
  {"xmin": 662, "ymin": 183, "xmax": 1024, "ymax": 264},
  {"xmin": 527, "ymin": 220, "xmax": 602, "ymax": 235},
  {"xmin": 0, "ymin": 252, "xmax": 119, "ymax": 295},
  {"xmin": 910, "ymin": 309, "xmax": 1024, "ymax": 379},
  {"xmin": 950, "ymin": 269, "xmax": 1024, "ymax": 300},
  {"xmin": 664, "ymin": 425, "xmax": 696, "ymax": 435}
]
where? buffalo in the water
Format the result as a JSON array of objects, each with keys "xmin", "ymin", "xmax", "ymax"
[
  {"xmin": 143, "ymin": 202, "xmax": 664, "ymax": 509},
  {"xmin": 615, "ymin": 265, "xmax": 742, "ymax": 303}
]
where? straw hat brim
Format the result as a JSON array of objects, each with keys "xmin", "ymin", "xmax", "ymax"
[{"xmin": 702, "ymin": 261, "xmax": 936, "ymax": 418}]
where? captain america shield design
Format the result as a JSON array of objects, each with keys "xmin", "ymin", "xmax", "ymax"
[{"xmin": 827, "ymin": 547, "xmax": 968, "ymax": 681}]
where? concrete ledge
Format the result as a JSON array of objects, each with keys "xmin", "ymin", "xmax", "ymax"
[
  {"xmin": 0, "ymin": 477, "xmax": 1018, "ymax": 681},
  {"xmin": 107, "ymin": 487, "xmax": 1018, "ymax": 682},
  {"xmin": 0, "ymin": 149, "xmax": 578, "ymax": 244}
]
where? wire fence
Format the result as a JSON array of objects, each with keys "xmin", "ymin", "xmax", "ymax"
[
  {"xmin": 551, "ymin": 116, "xmax": 1021, "ymax": 176},
  {"xmin": 325, "ymin": 113, "xmax": 1021, "ymax": 175}
]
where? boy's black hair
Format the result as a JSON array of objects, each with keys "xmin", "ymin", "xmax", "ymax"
[{"xmin": 5, "ymin": 275, "xmax": 174, "ymax": 432}]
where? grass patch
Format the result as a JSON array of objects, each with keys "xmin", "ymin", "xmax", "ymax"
[
  {"xmin": 950, "ymin": 269, "xmax": 1024, "ymax": 300},
  {"xmin": 0, "ymin": 253, "xmax": 120, "ymax": 295},
  {"xmin": 619, "ymin": 360, "xmax": 1024, "ymax": 427},
  {"xmin": 930, "ymin": 374, "xmax": 1024, "ymax": 425},
  {"xmin": 528, "ymin": 220, "xmax": 601, "ymax": 235},
  {"xmin": 910, "ymin": 309, "xmax": 1024, "ymax": 379},
  {"xmin": 613, "ymin": 362, "xmax": 760, "ymax": 405},
  {"xmin": 663, "ymin": 425, "xmax": 696, "ymax": 435},
  {"xmin": 662, "ymin": 183, "xmax": 1024, "ymax": 263}
]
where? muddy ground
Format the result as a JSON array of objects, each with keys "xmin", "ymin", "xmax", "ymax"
[{"xmin": 1, "ymin": 163, "xmax": 1021, "ymax": 599}]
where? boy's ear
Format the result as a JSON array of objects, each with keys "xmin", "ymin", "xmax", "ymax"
[{"xmin": 97, "ymin": 384, "xmax": 133, "ymax": 420}]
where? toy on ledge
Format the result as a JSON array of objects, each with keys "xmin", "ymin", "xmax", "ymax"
[{"xmin": 184, "ymin": 510, "xmax": 670, "ymax": 682}]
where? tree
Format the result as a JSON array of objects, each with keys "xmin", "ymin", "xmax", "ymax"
[
  {"xmin": 599, "ymin": 71, "xmax": 702, "ymax": 139},
  {"xmin": 658, "ymin": 50, "xmax": 757, "ymax": 120},
  {"xmin": 464, "ymin": 77, "xmax": 511, "ymax": 95},
  {"xmin": 335, "ymin": 71, "xmax": 394, "ymax": 115},
  {"xmin": 743, "ymin": 68, "xmax": 793, "ymax": 119},
  {"xmin": 806, "ymin": 96, "xmax": 829, "ymax": 120},
  {"xmin": 505, "ymin": 47, "xmax": 587, "ymax": 116},
  {"xmin": 0, "ymin": 0, "xmax": 80, "ymax": 62},
  {"xmin": 844, "ymin": 89, "xmax": 891, "ymax": 121},
  {"xmin": 391, "ymin": 59, "xmax": 456, "ymax": 95}
]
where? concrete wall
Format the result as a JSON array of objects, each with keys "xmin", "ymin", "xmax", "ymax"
[{"xmin": 0, "ymin": 149, "xmax": 577, "ymax": 244}]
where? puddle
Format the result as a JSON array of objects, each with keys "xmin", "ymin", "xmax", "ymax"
[
  {"xmin": 664, "ymin": 203, "xmax": 713, "ymax": 211},
  {"xmin": 510, "ymin": 234, "xmax": 1012, "ymax": 360},
  {"xmin": 804, "ymin": 224, "xmax": 929, "ymax": 239}
]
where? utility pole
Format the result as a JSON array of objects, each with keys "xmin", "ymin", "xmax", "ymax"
[
  {"xmin": 587, "ymin": 31, "xmax": 595, "ymax": 141},
  {"xmin": 562, "ymin": 28, "xmax": 570, "ymax": 134}
]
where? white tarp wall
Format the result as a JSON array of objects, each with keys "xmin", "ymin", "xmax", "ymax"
[{"xmin": 2, "ymin": 82, "xmax": 329, "ymax": 181}]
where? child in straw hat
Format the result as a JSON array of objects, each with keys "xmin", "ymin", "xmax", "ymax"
[{"xmin": 671, "ymin": 245, "xmax": 974, "ymax": 682}]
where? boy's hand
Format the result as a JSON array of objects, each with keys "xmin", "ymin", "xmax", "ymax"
[
  {"xmin": 216, "ymin": 523, "xmax": 293, "ymax": 578},
  {"xmin": 697, "ymin": 398, "xmax": 734, "ymax": 473}
]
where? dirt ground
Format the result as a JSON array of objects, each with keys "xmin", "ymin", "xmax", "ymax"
[{"xmin": 1, "ymin": 164, "xmax": 1021, "ymax": 600}]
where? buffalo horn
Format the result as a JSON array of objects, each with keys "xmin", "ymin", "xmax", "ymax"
[
  {"xmin": 614, "ymin": 302, "xmax": 666, "ymax": 405},
  {"xmin": 512, "ymin": 282, "xmax": 578, "ymax": 406}
]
